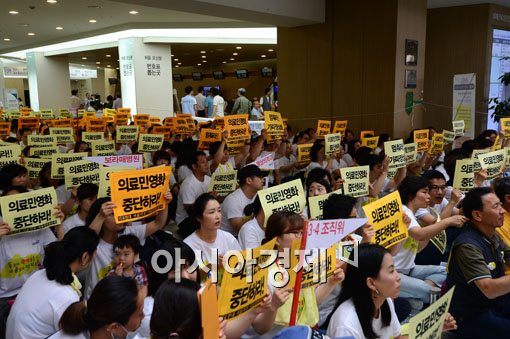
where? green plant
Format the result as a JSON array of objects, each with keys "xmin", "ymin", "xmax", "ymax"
[{"xmin": 489, "ymin": 56, "xmax": 510, "ymax": 123}]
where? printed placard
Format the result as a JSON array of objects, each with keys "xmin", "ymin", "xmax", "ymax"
[
  {"xmin": 85, "ymin": 154, "xmax": 143, "ymax": 170},
  {"xmin": 19, "ymin": 117, "xmax": 40, "ymax": 131},
  {"xmin": 152, "ymin": 126, "xmax": 172, "ymax": 141},
  {"xmin": 408, "ymin": 288, "xmax": 454, "ymax": 339},
  {"xmin": 91, "ymin": 140, "xmax": 115, "ymax": 156},
  {"xmin": 453, "ymin": 159, "xmax": 474, "ymax": 193},
  {"xmin": 138, "ymin": 133, "xmax": 164, "ymax": 153},
  {"xmin": 50, "ymin": 127, "xmax": 74, "ymax": 144},
  {"xmin": 429, "ymin": 133, "xmax": 444, "ymax": 154},
  {"xmin": 48, "ymin": 118, "xmax": 73, "ymax": 128},
  {"xmin": 198, "ymin": 278, "xmax": 220, "ymax": 339},
  {"xmin": 248, "ymin": 153, "xmax": 274, "ymax": 170},
  {"xmin": 149, "ymin": 116, "xmax": 162, "ymax": 126},
  {"xmin": 492, "ymin": 134, "xmax": 502, "ymax": 151},
  {"xmin": 110, "ymin": 166, "xmax": 171, "ymax": 223},
  {"xmin": 413, "ymin": 129, "xmax": 430, "ymax": 152},
  {"xmin": 404, "ymin": 143, "xmax": 418, "ymax": 164},
  {"xmin": 97, "ymin": 166, "xmax": 135, "ymax": 198},
  {"xmin": 103, "ymin": 108, "xmax": 117, "ymax": 117},
  {"xmin": 77, "ymin": 109, "xmax": 85, "ymax": 118},
  {"xmin": 115, "ymin": 112, "xmax": 130, "ymax": 126},
  {"xmin": 59, "ymin": 109, "xmax": 72, "ymax": 118},
  {"xmin": 297, "ymin": 143, "xmax": 313, "ymax": 164},
  {"xmin": 225, "ymin": 115, "xmax": 250, "ymax": 141},
  {"xmin": 116, "ymin": 125, "xmax": 139, "ymax": 143},
  {"xmin": 208, "ymin": 170, "xmax": 237, "ymax": 196},
  {"xmin": 316, "ymin": 120, "xmax": 331, "ymax": 139},
  {"xmin": 82, "ymin": 132, "xmax": 104, "ymax": 144},
  {"xmin": 452, "ymin": 120, "xmax": 465, "ymax": 136},
  {"xmin": 258, "ymin": 179, "xmax": 306, "ymax": 225},
  {"xmin": 27, "ymin": 135, "xmax": 57, "ymax": 147},
  {"xmin": 362, "ymin": 191, "xmax": 407, "ymax": 248},
  {"xmin": 333, "ymin": 120, "xmax": 348, "ymax": 135},
  {"xmin": 86, "ymin": 117, "xmax": 106, "ymax": 132},
  {"xmin": 264, "ymin": 111, "xmax": 285, "ymax": 136},
  {"xmin": 117, "ymin": 108, "xmax": 131, "ymax": 116},
  {"xmin": 0, "ymin": 122, "xmax": 11, "ymax": 137},
  {"xmin": 340, "ymin": 166, "xmax": 370, "ymax": 198},
  {"xmin": 20, "ymin": 108, "xmax": 33, "ymax": 116},
  {"xmin": 8, "ymin": 110, "xmax": 21, "ymax": 120},
  {"xmin": 51, "ymin": 152, "xmax": 88, "ymax": 179},
  {"xmin": 29, "ymin": 146, "xmax": 59, "ymax": 159},
  {"xmin": 172, "ymin": 116, "xmax": 191, "ymax": 134},
  {"xmin": 325, "ymin": 133, "xmax": 342, "ymax": 156},
  {"xmin": 478, "ymin": 149, "xmax": 506, "ymax": 179},
  {"xmin": 442, "ymin": 130, "xmax": 455, "ymax": 144},
  {"xmin": 40, "ymin": 109, "xmax": 54, "ymax": 120},
  {"xmin": 0, "ymin": 187, "xmax": 59, "ymax": 236},
  {"xmin": 198, "ymin": 128, "xmax": 222, "ymax": 151},
  {"xmin": 83, "ymin": 111, "xmax": 96, "ymax": 119},
  {"xmin": 25, "ymin": 157, "xmax": 48, "ymax": 179},
  {"xmin": 0, "ymin": 145, "xmax": 21, "ymax": 169},
  {"xmin": 361, "ymin": 136, "xmax": 379, "ymax": 150},
  {"xmin": 360, "ymin": 130, "xmax": 375, "ymax": 139},
  {"xmin": 226, "ymin": 140, "xmax": 245, "ymax": 156},
  {"xmin": 133, "ymin": 114, "xmax": 150, "ymax": 127},
  {"xmin": 384, "ymin": 139, "xmax": 405, "ymax": 170},
  {"xmin": 218, "ymin": 239, "xmax": 275, "ymax": 320},
  {"xmin": 308, "ymin": 189, "xmax": 342, "ymax": 220},
  {"xmin": 501, "ymin": 118, "xmax": 510, "ymax": 137},
  {"xmin": 471, "ymin": 148, "xmax": 490, "ymax": 172},
  {"xmin": 64, "ymin": 160, "xmax": 101, "ymax": 190},
  {"xmin": 430, "ymin": 230, "xmax": 447, "ymax": 254}
]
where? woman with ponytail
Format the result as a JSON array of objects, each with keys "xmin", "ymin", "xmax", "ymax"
[
  {"xmin": 6, "ymin": 226, "xmax": 99, "ymax": 339},
  {"xmin": 238, "ymin": 195, "xmax": 265, "ymax": 249}
]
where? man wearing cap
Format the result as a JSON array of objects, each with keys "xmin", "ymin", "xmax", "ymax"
[
  {"xmin": 231, "ymin": 88, "xmax": 252, "ymax": 115},
  {"xmin": 220, "ymin": 164, "xmax": 268, "ymax": 236}
]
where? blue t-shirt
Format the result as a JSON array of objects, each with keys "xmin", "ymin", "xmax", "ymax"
[{"xmin": 204, "ymin": 96, "xmax": 214, "ymax": 117}]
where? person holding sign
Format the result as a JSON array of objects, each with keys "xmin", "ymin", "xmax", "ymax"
[
  {"xmin": 446, "ymin": 187, "xmax": 510, "ymax": 338},
  {"xmin": 305, "ymin": 140, "xmax": 337, "ymax": 175},
  {"xmin": 62, "ymin": 183, "xmax": 98, "ymax": 234},
  {"xmin": 209, "ymin": 130, "xmax": 250, "ymax": 174},
  {"xmin": 6, "ymin": 227, "xmax": 99, "ymax": 339},
  {"xmin": 0, "ymin": 164, "xmax": 30, "ymax": 192},
  {"xmin": 395, "ymin": 176, "xmax": 468, "ymax": 305}
]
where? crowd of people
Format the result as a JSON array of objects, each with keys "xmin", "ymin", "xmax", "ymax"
[{"xmin": 1, "ymin": 102, "xmax": 510, "ymax": 339}]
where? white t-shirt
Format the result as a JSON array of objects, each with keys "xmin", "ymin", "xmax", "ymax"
[
  {"xmin": 6, "ymin": 269, "xmax": 79, "ymax": 339},
  {"xmin": 175, "ymin": 174, "xmax": 211, "ymax": 224},
  {"xmin": 274, "ymin": 154, "xmax": 296, "ymax": 179},
  {"xmin": 327, "ymin": 298, "xmax": 400, "ymax": 339},
  {"xmin": 213, "ymin": 95, "xmax": 225, "ymax": 117},
  {"xmin": 62, "ymin": 213, "xmax": 86, "ymax": 234},
  {"xmin": 56, "ymin": 184, "xmax": 72, "ymax": 205},
  {"xmin": 220, "ymin": 188, "xmax": 255, "ymax": 236},
  {"xmin": 84, "ymin": 224, "xmax": 147, "ymax": 299},
  {"xmin": 415, "ymin": 198, "xmax": 449, "ymax": 221},
  {"xmin": 115, "ymin": 144, "xmax": 133, "ymax": 156},
  {"xmin": 210, "ymin": 157, "xmax": 236, "ymax": 175},
  {"xmin": 238, "ymin": 218, "xmax": 265, "ymax": 249},
  {"xmin": 393, "ymin": 205, "xmax": 421, "ymax": 272},
  {"xmin": 184, "ymin": 230, "xmax": 241, "ymax": 265},
  {"xmin": 0, "ymin": 228, "xmax": 56, "ymax": 298},
  {"xmin": 181, "ymin": 95, "xmax": 197, "ymax": 116},
  {"xmin": 342, "ymin": 153, "xmax": 355, "ymax": 167},
  {"xmin": 47, "ymin": 331, "xmax": 88, "ymax": 339},
  {"xmin": 177, "ymin": 165, "xmax": 193, "ymax": 182}
]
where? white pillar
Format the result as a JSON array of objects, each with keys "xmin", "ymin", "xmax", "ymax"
[
  {"xmin": 118, "ymin": 38, "xmax": 173, "ymax": 119},
  {"xmin": 26, "ymin": 52, "xmax": 71, "ymax": 112},
  {"xmin": 0, "ymin": 60, "xmax": 5, "ymax": 109}
]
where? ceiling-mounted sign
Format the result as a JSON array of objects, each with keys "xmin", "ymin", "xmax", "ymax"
[
  {"xmin": 69, "ymin": 66, "xmax": 97, "ymax": 79},
  {"xmin": 3, "ymin": 66, "xmax": 28, "ymax": 78}
]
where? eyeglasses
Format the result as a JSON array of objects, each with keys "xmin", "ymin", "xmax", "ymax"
[{"xmin": 429, "ymin": 185, "xmax": 446, "ymax": 191}]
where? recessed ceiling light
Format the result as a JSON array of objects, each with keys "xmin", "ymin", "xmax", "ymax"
[
  {"xmin": 230, "ymin": 58, "xmax": 235, "ymax": 61},
  {"xmin": 81, "ymin": 57, "xmax": 87, "ymax": 60},
  {"xmin": 261, "ymin": 55, "xmax": 266, "ymax": 58},
  {"xmin": 201, "ymin": 55, "xmax": 206, "ymax": 58},
  {"xmin": 200, "ymin": 51, "xmax": 206, "ymax": 54},
  {"xmin": 171, "ymin": 54, "xmax": 174, "ymax": 57},
  {"xmin": 56, "ymin": 26, "xmax": 63, "ymax": 30},
  {"xmin": 89, "ymin": 19, "xmax": 97, "ymax": 23},
  {"xmin": 96, "ymin": 61, "xmax": 100, "ymax": 64},
  {"xmin": 174, "ymin": 58, "xmax": 178, "ymax": 61},
  {"xmin": 116, "ymin": 67, "xmax": 119, "ymax": 70},
  {"xmin": 9, "ymin": 11, "xmax": 19, "ymax": 15},
  {"xmin": 175, "ymin": 65, "xmax": 179, "ymax": 68},
  {"xmin": 268, "ymin": 49, "xmax": 274, "ymax": 52},
  {"xmin": 107, "ymin": 65, "xmax": 111, "ymax": 67},
  {"xmin": 178, "ymin": 62, "xmax": 182, "ymax": 65},
  {"xmin": 47, "ymin": 0, "xmax": 57, "ymax": 3},
  {"xmin": 18, "ymin": 23, "xmax": 29, "ymax": 27},
  {"xmin": 222, "ymin": 61, "xmax": 227, "ymax": 64},
  {"xmin": 236, "ymin": 46, "xmax": 242, "ymax": 50},
  {"xmin": 232, "ymin": 53, "xmax": 238, "ymax": 56},
  {"xmin": 27, "ymin": 32, "xmax": 35, "ymax": 36},
  {"xmin": 81, "ymin": 64, "xmax": 85, "ymax": 67},
  {"xmin": 197, "ymin": 63, "xmax": 201, "ymax": 66},
  {"xmin": 97, "ymin": 66, "xmax": 100, "ymax": 69},
  {"xmin": 3, "ymin": 38, "xmax": 10, "ymax": 41},
  {"xmin": 129, "ymin": 10, "xmax": 138, "ymax": 14},
  {"xmin": 106, "ymin": 54, "xmax": 111, "ymax": 57}
]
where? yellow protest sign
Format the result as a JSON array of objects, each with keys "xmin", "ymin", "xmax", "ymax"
[
  {"xmin": 308, "ymin": 189, "xmax": 343, "ymax": 220},
  {"xmin": 19, "ymin": 117, "xmax": 40, "ymax": 131},
  {"xmin": 430, "ymin": 230, "xmax": 447, "ymax": 254},
  {"xmin": 442, "ymin": 130, "xmax": 455, "ymax": 144},
  {"xmin": 50, "ymin": 127, "xmax": 74, "ymax": 144},
  {"xmin": 297, "ymin": 143, "xmax": 313, "ymax": 164},
  {"xmin": 27, "ymin": 135, "xmax": 57, "ymax": 147},
  {"xmin": 0, "ymin": 122, "xmax": 10, "ymax": 137},
  {"xmin": 149, "ymin": 116, "xmax": 162, "ymax": 126},
  {"xmin": 83, "ymin": 111, "xmax": 96, "ymax": 119},
  {"xmin": 115, "ymin": 112, "xmax": 130, "ymax": 126},
  {"xmin": 82, "ymin": 132, "xmax": 104, "ymax": 144},
  {"xmin": 20, "ymin": 107, "xmax": 33, "ymax": 116},
  {"xmin": 0, "ymin": 187, "xmax": 59, "ymax": 236},
  {"xmin": 198, "ymin": 128, "xmax": 222, "ymax": 151},
  {"xmin": 152, "ymin": 126, "xmax": 172, "ymax": 141},
  {"xmin": 0, "ymin": 145, "xmax": 21, "ymax": 169},
  {"xmin": 29, "ymin": 146, "xmax": 59, "ymax": 159},
  {"xmin": 138, "ymin": 133, "xmax": 164, "ymax": 153},
  {"xmin": 453, "ymin": 159, "xmax": 474, "ymax": 193},
  {"xmin": 492, "ymin": 134, "xmax": 502, "ymax": 151},
  {"xmin": 40, "ymin": 109, "xmax": 54, "ymax": 120},
  {"xmin": 172, "ymin": 116, "xmax": 191, "ymax": 134},
  {"xmin": 25, "ymin": 157, "xmax": 48, "ymax": 179},
  {"xmin": 316, "ymin": 120, "xmax": 331, "ymax": 139},
  {"xmin": 51, "ymin": 152, "xmax": 88, "ymax": 179},
  {"xmin": 264, "ymin": 111, "xmax": 285, "ymax": 136},
  {"xmin": 226, "ymin": 140, "xmax": 245, "ymax": 156},
  {"xmin": 218, "ymin": 239, "xmax": 275, "ymax": 320},
  {"xmin": 362, "ymin": 191, "xmax": 407, "ymax": 248},
  {"xmin": 86, "ymin": 117, "xmax": 106, "ymax": 132},
  {"xmin": 59, "ymin": 109, "xmax": 72, "ymax": 118},
  {"xmin": 91, "ymin": 141, "xmax": 115, "ymax": 156},
  {"xmin": 117, "ymin": 108, "xmax": 131, "ymax": 116},
  {"xmin": 97, "ymin": 166, "xmax": 135, "ymax": 198},
  {"xmin": 478, "ymin": 149, "xmax": 506, "ymax": 179},
  {"xmin": 452, "ymin": 120, "xmax": 465, "ymax": 136},
  {"xmin": 133, "ymin": 114, "xmax": 151, "ymax": 126},
  {"xmin": 103, "ymin": 108, "xmax": 116, "ymax": 117},
  {"xmin": 360, "ymin": 130, "xmax": 375, "ymax": 139},
  {"xmin": 333, "ymin": 120, "xmax": 347, "ymax": 134},
  {"xmin": 77, "ymin": 109, "xmax": 85, "ymax": 118},
  {"xmin": 48, "ymin": 118, "xmax": 73, "ymax": 128},
  {"xmin": 325, "ymin": 133, "xmax": 341, "ymax": 156},
  {"xmin": 471, "ymin": 148, "xmax": 489, "ymax": 172},
  {"xmin": 225, "ymin": 115, "xmax": 250, "ymax": 142},
  {"xmin": 501, "ymin": 118, "xmax": 510, "ymax": 137},
  {"xmin": 64, "ymin": 160, "xmax": 102, "ymax": 190},
  {"xmin": 208, "ymin": 170, "xmax": 237, "ymax": 196},
  {"xmin": 384, "ymin": 139, "xmax": 405, "ymax": 171},
  {"xmin": 198, "ymin": 278, "xmax": 220, "ymax": 339},
  {"xmin": 116, "ymin": 125, "xmax": 139, "ymax": 143},
  {"xmin": 407, "ymin": 288, "xmax": 454, "ymax": 339},
  {"xmin": 258, "ymin": 179, "xmax": 306, "ymax": 225},
  {"xmin": 361, "ymin": 136, "xmax": 379, "ymax": 150},
  {"xmin": 340, "ymin": 166, "xmax": 370, "ymax": 198},
  {"xmin": 413, "ymin": 129, "xmax": 429, "ymax": 152},
  {"xmin": 429, "ymin": 133, "xmax": 444, "ymax": 154},
  {"xmin": 110, "ymin": 166, "xmax": 170, "ymax": 223},
  {"xmin": 404, "ymin": 143, "xmax": 418, "ymax": 164},
  {"xmin": 101, "ymin": 116, "xmax": 114, "ymax": 125}
]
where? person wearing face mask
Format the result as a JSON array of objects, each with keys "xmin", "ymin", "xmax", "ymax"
[
  {"xmin": 50, "ymin": 276, "xmax": 145, "ymax": 339},
  {"xmin": 6, "ymin": 227, "xmax": 99, "ymax": 339}
]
